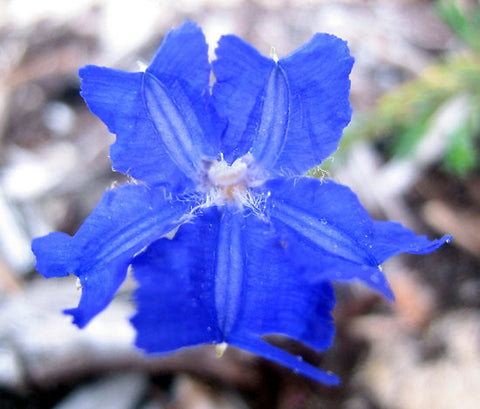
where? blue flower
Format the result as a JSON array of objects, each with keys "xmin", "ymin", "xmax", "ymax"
[{"xmin": 32, "ymin": 21, "xmax": 451, "ymax": 385}]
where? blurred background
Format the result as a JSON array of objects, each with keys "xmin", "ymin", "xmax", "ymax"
[{"xmin": 0, "ymin": 0, "xmax": 479, "ymax": 408}]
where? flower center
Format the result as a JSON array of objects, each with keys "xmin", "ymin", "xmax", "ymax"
[
  {"xmin": 207, "ymin": 157, "xmax": 249, "ymax": 203},
  {"xmin": 208, "ymin": 157, "xmax": 248, "ymax": 187},
  {"xmin": 199, "ymin": 154, "xmax": 265, "ymax": 209}
]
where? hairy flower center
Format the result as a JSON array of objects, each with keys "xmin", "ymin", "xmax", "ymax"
[
  {"xmin": 208, "ymin": 157, "xmax": 248, "ymax": 187},
  {"xmin": 207, "ymin": 157, "xmax": 249, "ymax": 203},
  {"xmin": 199, "ymin": 154, "xmax": 265, "ymax": 209}
]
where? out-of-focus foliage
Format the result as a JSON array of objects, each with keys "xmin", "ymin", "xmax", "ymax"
[
  {"xmin": 343, "ymin": 0, "xmax": 480, "ymax": 177},
  {"xmin": 436, "ymin": 0, "xmax": 480, "ymax": 52}
]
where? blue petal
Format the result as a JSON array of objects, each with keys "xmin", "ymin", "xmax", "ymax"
[
  {"xmin": 265, "ymin": 177, "xmax": 450, "ymax": 299},
  {"xmin": 371, "ymin": 221, "xmax": 452, "ymax": 264},
  {"xmin": 147, "ymin": 20, "xmax": 210, "ymax": 94},
  {"xmin": 80, "ymin": 21, "xmax": 218, "ymax": 192},
  {"xmin": 32, "ymin": 184, "xmax": 190, "ymax": 327},
  {"xmin": 224, "ymin": 211, "xmax": 336, "ymax": 352},
  {"xmin": 212, "ymin": 33, "xmax": 353, "ymax": 175},
  {"xmin": 230, "ymin": 338, "xmax": 339, "ymax": 385},
  {"xmin": 131, "ymin": 209, "xmax": 222, "ymax": 353},
  {"xmin": 276, "ymin": 34, "xmax": 353, "ymax": 173},
  {"xmin": 263, "ymin": 178, "xmax": 391, "ymax": 298},
  {"xmin": 32, "ymin": 232, "xmax": 73, "ymax": 278},
  {"xmin": 265, "ymin": 178, "xmax": 376, "ymax": 265},
  {"xmin": 212, "ymin": 35, "xmax": 275, "ymax": 162},
  {"xmin": 130, "ymin": 207, "xmax": 337, "ymax": 383}
]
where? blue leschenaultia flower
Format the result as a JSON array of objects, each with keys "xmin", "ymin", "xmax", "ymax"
[{"xmin": 32, "ymin": 21, "xmax": 451, "ymax": 385}]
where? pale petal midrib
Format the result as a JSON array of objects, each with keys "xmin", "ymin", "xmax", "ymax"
[
  {"xmin": 251, "ymin": 65, "xmax": 289, "ymax": 169},
  {"xmin": 88, "ymin": 206, "xmax": 185, "ymax": 267},
  {"xmin": 143, "ymin": 73, "xmax": 203, "ymax": 178},
  {"xmin": 271, "ymin": 201, "xmax": 374, "ymax": 265},
  {"xmin": 214, "ymin": 212, "xmax": 244, "ymax": 335}
]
